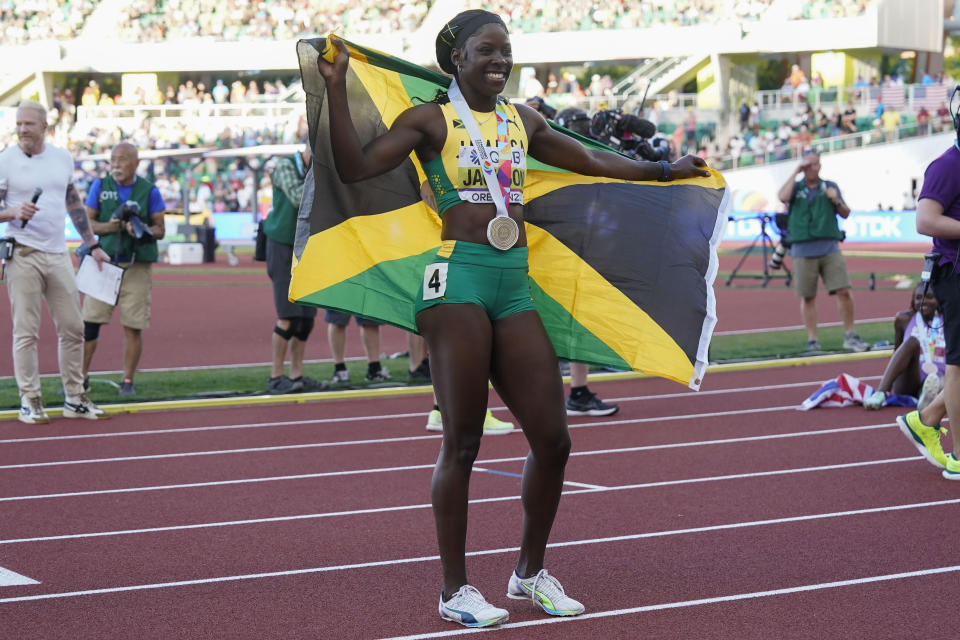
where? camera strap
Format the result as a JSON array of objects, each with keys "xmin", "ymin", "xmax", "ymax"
[{"xmin": 446, "ymin": 79, "xmax": 519, "ymax": 250}]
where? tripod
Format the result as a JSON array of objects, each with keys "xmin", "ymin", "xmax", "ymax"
[{"xmin": 725, "ymin": 214, "xmax": 792, "ymax": 287}]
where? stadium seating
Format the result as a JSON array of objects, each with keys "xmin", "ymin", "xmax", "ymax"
[
  {"xmin": 0, "ymin": 0, "xmax": 96, "ymax": 45},
  {"xmin": 117, "ymin": 0, "xmax": 434, "ymax": 42}
]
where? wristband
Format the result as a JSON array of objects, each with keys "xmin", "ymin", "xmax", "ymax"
[
  {"xmin": 657, "ymin": 160, "xmax": 672, "ymax": 182},
  {"xmin": 89, "ymin": 242, "xmax": 101, "ymax": 252}
]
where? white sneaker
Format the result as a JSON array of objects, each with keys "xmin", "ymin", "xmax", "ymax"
[
  {"xmin": 63, "ymin": 393, "xmax": 108, "ymax": 420},
  {"xmin": 863, "ymin": 390, "xmax": 885, "ymax": 410},
  {"xmin": 483, "ymin": 410, "xmax": 515, "ymax": 435},
  {"xmin": 19, "ymin": 395, "xmax": 50, "ymax": 424},
  {"xmin": 425, "ymin": 409, "xmax": 442, "ymax": 432},
  {"xmin": 438, "ymin": 585, "xmax": 509, "ymax": 627},
  {"xmin": 918, "ymin": 373, "xmax": 943, "ymax": 412},
  {"xmin": 842, "ymin": 332, "xmax": 869, "ymax": 352},
  {"xmin": 329, "ymin": 368, "xmax": 350, "ymax": 384},
  {"xmin": 507, "ymin": 569, "xmax": 585, "ymax": 616}
]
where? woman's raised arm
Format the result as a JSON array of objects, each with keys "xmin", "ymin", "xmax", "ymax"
[
  {"xmin": 318, "ymin": 39, "xmax": 437, "ymax": 183},
  {"xmin": 519, "ymin": 103, "xmax": 710, "ymax": 182}
]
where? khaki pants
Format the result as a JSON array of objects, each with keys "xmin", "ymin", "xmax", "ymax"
[
  {"xmin": 82, "ymin": 261, "xmax": 153, "ymax": 329},
  {"xmin": 5, "ymin": 247, "xmax": 85, "ymax": 398}
]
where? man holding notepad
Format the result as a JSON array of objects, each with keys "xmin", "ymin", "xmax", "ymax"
[{"xmin": 80, "ymin": 142, "xmax": 166, "ymax": 398}]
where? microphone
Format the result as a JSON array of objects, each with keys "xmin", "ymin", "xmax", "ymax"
[
  {"xmin": 619, "ymin": 114, "xmax": 657, "ymax": 139},
  {"xmin": 21, "ymin": 187, "xmax": 42, "ymax": 229}
]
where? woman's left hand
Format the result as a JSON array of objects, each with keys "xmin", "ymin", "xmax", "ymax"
[{"xmin": 670, "ymin": 154, "xmax": 712, "ymax": 180}]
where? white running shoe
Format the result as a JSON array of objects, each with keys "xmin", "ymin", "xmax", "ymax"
[
  {"xmin": 863, "ymin": 390, "xmax": 885, "ymax": 410},
  {"xmin": 425, "ymin": 409, "xmax": 442, "ymax": 432},
  {"xmin": 63, "ymin": 393, "xmax": 108, "ymax": 420},
  {"xmin": 507, "ymin": 569, "xmax": 585, "ymax": 616},
  {"xmin": 438, "ymin": 585, "xmax": 509, "ymax": 628},
  {"xmin": 842, "ymin": 332, "xmax": 869, "ymax": 352},
  {"xmin": 19, "ymin": 395, "xmax": 50, "ymax": 424},
  {"xmin": 918, "ymin": 373, "xmax": 943, "ymax": 412}
]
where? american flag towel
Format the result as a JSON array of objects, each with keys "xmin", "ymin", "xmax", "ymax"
[{"xmin": 798, "ymin": 373, "xmax": 917, "ymax": 410}]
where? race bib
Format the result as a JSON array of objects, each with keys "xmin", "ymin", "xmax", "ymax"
[
  {"xmin": 455, "ymin": 145, "xmax": 526, "ymax": 205},
  {"xmin": 422, "ymin": 263, "xmax": 448, "ymax": 301}
]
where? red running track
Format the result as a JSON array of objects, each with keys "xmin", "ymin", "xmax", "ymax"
[
  {"xmin": 0, "ymin": 248, "xmax": 926, "ymax": 376},
  {"xmin": 1, "ymin": 357, "xmax": 957, "ymax": 639}
]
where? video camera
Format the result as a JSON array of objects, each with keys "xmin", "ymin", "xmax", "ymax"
[
  {"xmin": 587, "ymin": 109, "xmax": 672, "ymax": 162},
  {"xmin": 526, "ymin": 96, "xmax": 557, "ymax": 121},
  {"xmin": 112, "ymin": 200, "xmax": 153, "ymax": 241}
]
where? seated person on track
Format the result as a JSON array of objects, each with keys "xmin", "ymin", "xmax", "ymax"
[{"xmin": 864, "ymin": 284, "xmax": 944, "ymax": 410}]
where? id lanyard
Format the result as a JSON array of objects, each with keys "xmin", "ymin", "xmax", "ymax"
[{"xmin": 446, "ymin": 79, "xmax": 519, "ymax": 250}]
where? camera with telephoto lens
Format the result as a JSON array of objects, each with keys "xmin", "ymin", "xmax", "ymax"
[
  {"xmin": 768, "ymin": 213, "xmax": 792, "ymax": 270},
  {"xmin": 587, "ymin": 109, "xmax": 672, "ymax": 162},
  {"xmin": 769, "ymin": 242, "xmax": 788, "ymax": 269},
  {"xmin": 112, "ymin": 200, "xmax": 153, "ymax": 241}
]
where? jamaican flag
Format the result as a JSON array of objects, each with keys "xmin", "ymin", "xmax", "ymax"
[{"xmin": 292, "ymin": 36, "xmax": 727, "ymax": 389}]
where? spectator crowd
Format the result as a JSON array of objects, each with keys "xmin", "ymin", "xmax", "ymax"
[{"xmin": 1, "ymin": 0, "xmax": 876, "ymax": 47}]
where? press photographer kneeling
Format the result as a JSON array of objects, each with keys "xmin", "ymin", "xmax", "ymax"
[{"xmin": 81, "ymin": 142, "xmax": 166, "ymax": 396}]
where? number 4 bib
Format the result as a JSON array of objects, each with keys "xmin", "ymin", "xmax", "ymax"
[{"xmin": 423, "ymin": 263, "xmax": 448, "ymax": 300}]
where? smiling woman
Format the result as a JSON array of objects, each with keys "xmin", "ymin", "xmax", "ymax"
[{"xmin": 314, "ymin": 8, "xmax": 712, "ymax": 629}]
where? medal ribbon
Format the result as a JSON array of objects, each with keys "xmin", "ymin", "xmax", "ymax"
[
  {"xmin": 915, "ymin": 311, "xmax": 943, "ymax": 369},
  {"xmin": 493, "ymin": 101, "xmax": 512, "ymax": 203},
  {"xmin": 446, "ymin": 79, "xmax": 511, "ymax": 218}
]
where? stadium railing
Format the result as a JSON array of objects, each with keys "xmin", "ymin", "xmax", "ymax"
[
  {"xmin": 75, "ymin": 102, "xmax": 305, "ymax": 124},
  {"xmin": 715, "ymin": 120, "xmax": 937, "ymax": 171}
]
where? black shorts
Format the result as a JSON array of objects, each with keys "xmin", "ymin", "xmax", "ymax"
[
  {"xmin": 266, "ymin": 237, "xmax": 317, "ymax": 321},
  {"xmin": 932, "ymin": 263, "xmax": 960, "ymax": 366},
  {"xmin": 324, "ymin": 310, "xmax": 382, "ymax": 327}
]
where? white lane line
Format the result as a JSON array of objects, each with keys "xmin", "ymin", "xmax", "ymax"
[
  {"xmin": 0, "ymin": 566, "xmax": 39, "ymax": 586},
  {"xmin": 562, "ymin": 480, "xmax": 608, "ymax": 490},
  {"xmin": 713, "ymin": 318, "xmax": 891, "ymax": 336},
  {"xmin": 0, "ymin": 404, "xmax": 852, "ymax": 469},
  {"xmin": 0, "ymin": 377, "xmax": 879, "ymax": 446},
  {"xmin": 1, "ymin": 499, "xmax": 957, "ymax": 603},
  {"xmin": 0, "ymin": 456, "xmax": 924, "ymax": 542},
  {"xmin": 0, "ymin": 413, "xmax": 429, "ymax": 444},
  {"xmin": 376, "ymin": 565, "xmax": 960, "ymax": 640},
  {"xmin": 0, "ymin": 435, "xmax": 442, "ymax": 469},
  {"xmin": 0, "ymin": 423, "xmax": 901, "ymax": 501}
]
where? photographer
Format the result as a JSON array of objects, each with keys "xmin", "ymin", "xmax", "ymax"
[
  {"xmin": 81, "ymin": 142, "xmax": 166, "ymax": 396},
  {"xmin": 777, "ymin": 149, "xmax": 867, "ymax": 353},
  {"xmin": 264, "ymin": 144, "xmax": 324, "ymax": 393}
]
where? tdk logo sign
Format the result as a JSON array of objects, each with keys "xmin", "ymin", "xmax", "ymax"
[
  {"xmin": 840, "ymin": 215, "xmax": 902, "ymax": 238},
  {"xmin": 724, "ymin": 211, "xmax": 923, "ymax": 243}
]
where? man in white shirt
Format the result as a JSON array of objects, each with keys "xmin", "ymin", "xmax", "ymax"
[{"xmin": 0, "ymin": 100, "xmax": 110, "ymax": 423}]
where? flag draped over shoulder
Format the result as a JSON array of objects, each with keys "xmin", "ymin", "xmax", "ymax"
[{"xmin": 292, "ymin": 36, "xmax": 728, "ymax": 390}]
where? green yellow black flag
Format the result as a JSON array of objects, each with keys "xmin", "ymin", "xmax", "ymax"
[{"xmin": 292, "ymin": 36, "xmax": 728, "ymax": 389}]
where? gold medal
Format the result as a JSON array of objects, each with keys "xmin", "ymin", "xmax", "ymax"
[{"xmin": 487, "ymin": 216, "xmax": 519, "ymax": 250}]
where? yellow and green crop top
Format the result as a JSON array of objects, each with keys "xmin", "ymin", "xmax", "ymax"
[{"xmin": 422, "ymin": 98, "xmax": 529, "ymax": 215}]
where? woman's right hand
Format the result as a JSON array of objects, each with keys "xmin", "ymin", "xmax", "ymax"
[{"xmin": 317, "ymin": 37, "xmax": 349, "ymax": 84}]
